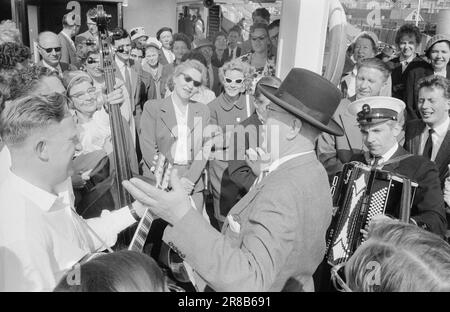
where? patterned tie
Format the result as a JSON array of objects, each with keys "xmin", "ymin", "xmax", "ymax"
[{"xmin": 423, "ymin": 128, "xmax": 434, "ymax": 160}]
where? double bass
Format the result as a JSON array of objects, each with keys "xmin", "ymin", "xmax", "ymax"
[{"xmin": 76, "ymin": 5, "xmax": 197, "ymax": 291}]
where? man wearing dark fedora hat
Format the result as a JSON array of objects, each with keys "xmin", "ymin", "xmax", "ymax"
[{"xmin": 122, "ymin": 68, "xmax": 343, "ymax": 291}]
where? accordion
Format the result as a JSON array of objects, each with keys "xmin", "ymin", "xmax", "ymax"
[{"xmin": 326, "ymin": 161, "xmax": 418, "ymax": 266}]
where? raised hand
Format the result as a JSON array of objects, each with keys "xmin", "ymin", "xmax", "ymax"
[{"xmin": 122, "ymin": 169, "xmax": 192, "ymax": 225}]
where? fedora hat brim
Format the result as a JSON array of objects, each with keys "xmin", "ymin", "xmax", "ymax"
[{"xmin": 259, "ymin": 84, "xmax": 344, "ymax": 136}]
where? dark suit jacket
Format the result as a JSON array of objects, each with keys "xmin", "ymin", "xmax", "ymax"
[
  {"xmin": 351, "ymin": 145, "xmax": 447, "ymax": 237},
  {"xmin": 36, "ymin": 60, "xmax": 76, "ymax": 74},
  {"xmin": 139, "ymin": 96, "xmax": 210, "ymax": 191},
  {"xmin": 58, "ymin": 32, "xmax": 77, "ymax": 66},
  {"xmin": 389, "ymin": 56, "xmax": 430, "ymax": 122},
  {"xmin": 163, "ymin": 152, "xmax": 333, "ymax": 291},
  {"xmin": 228, "ymin": 112, "xmax": 263, "ymax": 192},
  {"xmin": 404, "ymin": 119, "xmax": 450, "ymax": 189},
  {"xmin": 208, "ymin": 64, "xmax": 222, "ymax": 97}
]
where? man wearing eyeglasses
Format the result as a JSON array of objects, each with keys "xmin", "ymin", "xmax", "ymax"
[{"xmin": 37, "ymin": 31, "xmax": 76, "ymax": 78}]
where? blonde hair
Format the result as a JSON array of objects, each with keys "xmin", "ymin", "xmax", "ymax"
[
  {"xmin": 173, "ymin": 59, "xmax": 207, "ymax": 86},
  {"xmin": 218, "ymin": 58, "xmax": 252, "ymax": 86},
  {"xmin": 346, "ymin": 221, "xmax": 450, "ymax": 292}
]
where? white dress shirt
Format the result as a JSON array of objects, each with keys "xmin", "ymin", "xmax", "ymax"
[
  {"xmin": 0, "ymin": 170, "xmax": 137, "ymax": 291},
  {"xmin": 420, "ymin": 116, "xmax": 450, "ymax": 161},
  {"xmin": 434, "ymin": 70, "xmax": 447, "ymax": 78},
  {"xmin": 162, "ymin": 47, "xmax": 175, "ymax": 64},
  {"xmin": 172, "ymin": 95, "xmax": 190, "ymax": 165},
  {"xmin": 370, "ymin": 144, "xmax": 398, "ymax": 166},
  {"xmin": 42, "ymin": 60, "xmax": 63, "ymax": 78}
]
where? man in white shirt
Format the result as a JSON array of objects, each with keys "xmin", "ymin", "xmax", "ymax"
[
  {"xmin": 123, "ymin": 68, "xmax": 343, "ymax": 291},
  {"xmin": 404, "ymin": 75, "xmax": 450, "ymax": 232},
  {"xmin": 0, "ymin": 94, "xmax": 147, "ymax": 291}
]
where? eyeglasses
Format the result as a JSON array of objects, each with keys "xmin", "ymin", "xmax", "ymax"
[
  {"xmin": 86, "ymin": 57, "xmax": 99, "ymax": 64},
  {"xmin": 251, "ymin": 35, "xmax": 267, "ymax": 42},
  {"xmin": 224, "ymin": 77, "xmax": 243, "ymax": 84},
  {"xmin": 70, "ymin": 86, "xmax": 97, "ymax": 99},
  {"xmin": 116, "ymin": 44, "xmax": 131, "ymax": 53},
  {"xmin": 39, "ymin": 46, "xmax": 62, "ymax": 53},
  {"xmin": 330, "ymin": 263, "xmax": 352, "ymax": 292},
  {"xmin": 180, "ymin": 73, "xmax": 202, "ymax": 87}
]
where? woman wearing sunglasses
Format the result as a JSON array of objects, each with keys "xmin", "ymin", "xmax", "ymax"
[
  {"xmin": 140, "ymin": 59, "xmax": 211, "ymax": 213},
  {"xmin": 238, "ymin": 23, "xmax": 276, "ymax": 94},
  {"xmin": 207, "ymin": 59, "xmax": 254, "ymax": 226},
  {"xmin": 331, "ymin": 219, "xmax": 450, "ymax": 292}
]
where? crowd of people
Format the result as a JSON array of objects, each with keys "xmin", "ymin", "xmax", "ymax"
[{"xmin": 0, "ymin": 5, "xmax": 449, "ymax": 293}]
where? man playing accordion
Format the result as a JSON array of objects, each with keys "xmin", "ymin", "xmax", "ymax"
[{"xmin": 348, "ymin": 96, "xmax": 447, "ymax": 237}]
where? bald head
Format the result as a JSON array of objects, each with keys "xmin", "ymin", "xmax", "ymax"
[{"xmin": 38, "ymin": 31, "xmax": 61, "ymax": 67}]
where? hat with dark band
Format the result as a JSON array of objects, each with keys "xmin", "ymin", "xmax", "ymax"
[
  {"xmin": 258, "ymin": 68, "xmax": 344, "ymax": 136},
  {"xmin": 348, "ymin": 96, "xmax": 405, "ymax": 125}
]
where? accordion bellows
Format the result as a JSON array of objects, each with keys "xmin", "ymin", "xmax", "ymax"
[{"xmin": 326, "ymin": 161, "xmax": 417, "ymax": 266}]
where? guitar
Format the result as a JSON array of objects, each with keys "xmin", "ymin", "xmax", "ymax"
[{"xmin": 134, "ymin": 153, "xmax": 198, "ymax": 292}]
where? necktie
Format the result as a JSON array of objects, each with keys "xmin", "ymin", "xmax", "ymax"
[
  {"xmin": 124, "ymin": 65, "xmax": 132, "ymax": 98},
  {"xmin": 371, "ymin": 155, "xmax": 382, "ymax": 167},
  {"xmin": 423, "ymin": 128, "xmax": 434, "ymax": 160}
]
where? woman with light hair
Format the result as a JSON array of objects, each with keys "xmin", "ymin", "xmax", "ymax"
[
  {"xmin": 140, "ymin": 59, "xmax": 210, "ymax": 212},
  {"xmin": 207, "ymin": 58, "xmax": 255, "ymax": 225},
  {"xmin": 63, "ymin": 70, "xmax": 138, "ymax": 190},
  {"xmin": 332, "ymin": 219, "xmax": 450, "ymax": 292}
]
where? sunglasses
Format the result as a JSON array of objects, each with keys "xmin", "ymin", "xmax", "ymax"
[
  {"xmin": 330, "ymin": 263, "xmax": 352, "ymax": 292},
  {"xmin": 251, "ymin": 35, "xmax": 267, "ymax": 41},
  {"xmin": 86, "ymin": 57, "xmax": 99, "ymax": 64},
  {"xmin": 224, "ymin": 77, "xmax": 243, "ymax": 84},
  {"xmin": 180, "ymin": 73, "xmax": 202, "ymax": 87},
  {"xmin": 40, "ymin": 46, "xmax": 62, "ymax": 53}
]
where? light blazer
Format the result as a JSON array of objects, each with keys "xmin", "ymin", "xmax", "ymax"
[
  {"xmin": 163, "ymin": 153, "xmax": 333, "ymax": 291},
  {"xmin": 404, "ymin": 119, "xmax": 450, "ymax": 189},
  {"xmin": 139, "ymin": 96, "xmax": 211, "ymax": 191},
  {"xmin": 58, "ymin": 32, "xmax": 77, "ymax": 66}
]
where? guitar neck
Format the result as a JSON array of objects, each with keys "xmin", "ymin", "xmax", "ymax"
[
  {"xmin": 128, "ymin": 153, "xmax": 172, "ymax": 252},
  {"xmin": 128, "ymin": 208, "xmax": 154, "ymax": 252}
]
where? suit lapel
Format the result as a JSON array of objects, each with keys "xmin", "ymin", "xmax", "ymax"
[
  {"xmin": 382, "ymin": 145, "xmax": 409, "ymax": 171},
  {"xmin": 412, "ymin": 120, "xmax": 426, "ymax": 155},
  {"xmin": 434, "ymin": 125, "xmax": 450, "ymax": 173},
  {"xmin": 160, "ymin": 97, "xmax": 178, "ymax": 140}
]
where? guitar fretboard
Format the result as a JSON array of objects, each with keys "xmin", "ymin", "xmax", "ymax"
[{"xmin": 128, "ymin": 153, "xmax": 172, "ymax": 252}]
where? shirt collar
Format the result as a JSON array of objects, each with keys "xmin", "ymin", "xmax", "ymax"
[
  {"xmin": 352, "ymin": 65, "xmax": 358, "ymax": 76},
  {"xmin": 268, "ymin": 151, "xmax": 314, "ymax": 173},
  {"xmin": 60, "ymin": 31, "xmax": 73, "ymax": 43},
  {"xmin": 8, "ymin": 170, "xmax": 73, "ymax": 212},
  {"xmin": 377, "ymin": 144, "xmax": 398, "ymax": 164},
  {"xmin": 42, "ymin": 60, "xmax": 61, "ymax": 72},
  {"xmin": 427, "ymin": 115, "xmax": 450, "ymax": 137}
]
